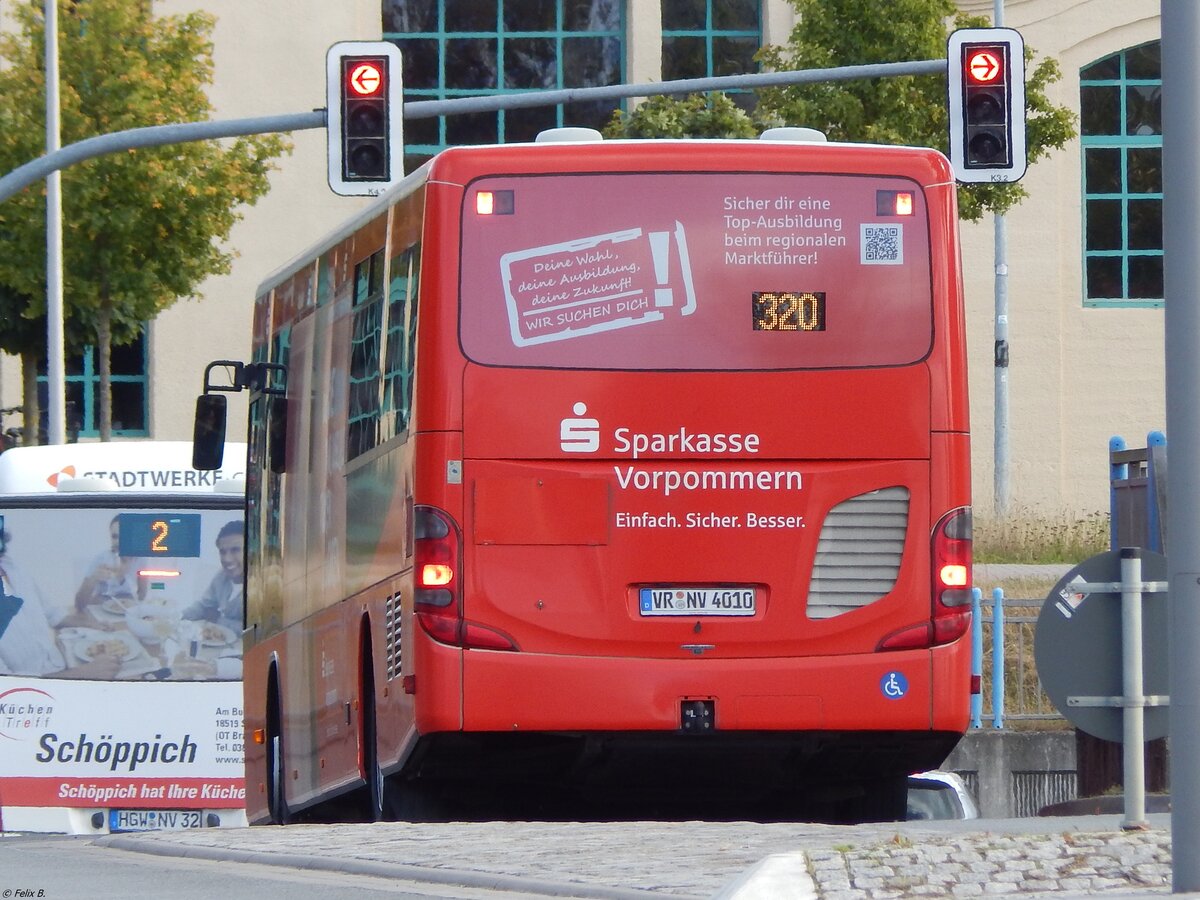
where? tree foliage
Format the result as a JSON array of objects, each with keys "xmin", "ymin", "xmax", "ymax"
[
  {"xmin": 605, "ymin": 0, "xmax": 1077, "ymax": 223},
  {"xmin": 603, "ymin": 93, "xmax": 761, "ymax": 140},
  {"xmin": 0, "ymin": 0, "xmax": 290, "ymax": 438}
]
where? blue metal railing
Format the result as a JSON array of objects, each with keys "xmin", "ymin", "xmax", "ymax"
[{"xmin": 969, "ymin": 587, "xmax": 1062, "ymax": 728}]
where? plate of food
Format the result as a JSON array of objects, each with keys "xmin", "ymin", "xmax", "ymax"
[
  {"xmin": 100, "ymin": 594, "xmax": 140, "ymax": 615},
  {"xmin": 198, "ymin": 622, "xmax": 237, "ymax": 647},
  {"xmin": 125, "ymin": 603, "xmax": 182, "ymax": 644},
  {"xmin": 75, "ymin": 633, "xmax": 141, "ymax": 663}
]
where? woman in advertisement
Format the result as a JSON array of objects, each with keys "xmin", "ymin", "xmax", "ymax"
[{"xmin": 0, "ymin": 520, "xmax": 124, "ymax": 679}]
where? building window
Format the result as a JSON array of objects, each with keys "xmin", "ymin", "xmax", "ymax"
[
  {"xmin": 383, "ymin": 0, "xmax": 625, "ymax": 164},
  {"xmin": 1080, "ymin": 42, "xmax": 1162, "ymax": 307},
  {"xmin": 661, "ymin": 0, "xmax": 760, "ymax": 109},
  {"xmin": 37, "ymin": 333, "xmax": 149, "ymax": 439}
]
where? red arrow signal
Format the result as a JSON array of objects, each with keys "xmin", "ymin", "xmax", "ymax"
[
  {"xmin": 967, "ymin": 50, "xmax": 1002, "ymax": 83},
  {"xmin": 349, "ymin": 62, "xmax": 384, "ymax": 96}
]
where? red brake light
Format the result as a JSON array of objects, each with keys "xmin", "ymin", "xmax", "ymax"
[
  {"xmin": 877, "ymin": 506, "xmax": 972, "ymax": 651},
  {"xmin": 413, "ymin": 506, "xmax": 517, "ymax": 651},
  {"xmin": 932, "ymin": 507, "xmax": 973, "ymax": 645}
]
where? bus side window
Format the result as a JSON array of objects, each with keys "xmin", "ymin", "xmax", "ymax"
[
  {"xmin": 268, "ymin": 396, "xmax": 287, "ymax": 474},
  {"xmin": 383, "ymin": 244, "xmax": 419, "ymax": 439}
]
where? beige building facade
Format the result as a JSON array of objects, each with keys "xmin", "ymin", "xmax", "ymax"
[{"xmin": 0, "ymin": 0, "xmax": 1167, "ymax": 518}]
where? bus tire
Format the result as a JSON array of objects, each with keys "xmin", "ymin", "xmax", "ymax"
[
  {"xmin": 360, "ymin": 627, "xmax": 385, "ymax": 823},
  {"xmin": 266, "ymin": 676, "xmax": 290, "ymax": 825}
]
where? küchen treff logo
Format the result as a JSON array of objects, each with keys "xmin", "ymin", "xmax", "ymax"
[{"xmin": 0, "ymin": 686, "xmax": 56, "ymax": 741}]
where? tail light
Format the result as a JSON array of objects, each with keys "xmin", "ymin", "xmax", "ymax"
[
  {"xmin": 877, "ymin": 506, "xmax": 972, "ymax": 651},
  {"xmin": 931, "ymin": 507, "xmax": 973, "ymax": 645},
  {"xmin": 413, "ymin": 506, "xmax": 517, "ymax": 651}
]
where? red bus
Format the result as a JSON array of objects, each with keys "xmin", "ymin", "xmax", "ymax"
[{"xmin": 197, "ymin": 129, "xmax": 973, "ymax": 824}]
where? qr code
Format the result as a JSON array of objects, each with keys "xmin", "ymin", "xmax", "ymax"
[{"xmin": 860, "ymin": 224, "xmax": 903, "ymax": 265}]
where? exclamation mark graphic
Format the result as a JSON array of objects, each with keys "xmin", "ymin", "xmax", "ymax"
[{"xmin": 648, "ymin": 231, "xmax": 672, "ymax": 307}]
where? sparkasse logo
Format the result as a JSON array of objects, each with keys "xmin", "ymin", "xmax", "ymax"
[{"xmin": 560, "ymin": 402, "xmax": 600, "ymax": 453}]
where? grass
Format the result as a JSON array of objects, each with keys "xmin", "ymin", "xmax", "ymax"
[{"xmin": 974, "ymin": 508, "xmax": 1110, "ymax": 564}]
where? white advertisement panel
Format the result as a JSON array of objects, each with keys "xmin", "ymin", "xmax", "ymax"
[{"xmin": 0, "ymin": 676, "xmax": 243, "ymax": 809}]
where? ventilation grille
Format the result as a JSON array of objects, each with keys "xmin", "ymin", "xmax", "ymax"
[
  {"xmin": 806, "ymin": 486, "xmax": 909, "ymax": 619},
  {"xmin": 1012, "ymin": 770, "xmax": 1077, "ymax": 818},
  {"xmin": 385, "ymin": 590, "xmax": 403, "ymax": 680}
]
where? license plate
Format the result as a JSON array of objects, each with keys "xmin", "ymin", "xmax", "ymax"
[
  {"xmin": 639, "ymin": 587, "xmax": 756, "ymax": 616},
  {"xmin": 109, "ymin": 809, "xmax": 205, "ymax": 832}
]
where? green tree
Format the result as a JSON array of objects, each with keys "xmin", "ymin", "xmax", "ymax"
[
  {"xmin": 603, "ymin": 93, "xmax": 762, "ymax": 139},
  {"xmin": 0, "ymin": 284, "xmax": 43, "ymax": 444},
  {"xmin": 604, "ymin": 0, "xmax": 1076, "ymax": 223},
  {"xmin": 0, "ymin": 0, "xmax": 289, "ymax": 440}
]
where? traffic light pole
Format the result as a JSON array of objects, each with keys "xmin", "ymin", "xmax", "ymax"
[
  {"xmin": 1162, "ymin": 2, "xmax": 1200, "ymax": 890},
  {"xmin": 993, "ymin": 0, "xmax": 1012, "ymax": 517},
  {"xmin": 0, "ymin": 59, "xmax": 943, "ymax": 205}
]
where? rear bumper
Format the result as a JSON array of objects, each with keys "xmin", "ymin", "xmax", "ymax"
[{"xmin": 450, "ymin": 637, "xmax": 971, "ymax": 734}]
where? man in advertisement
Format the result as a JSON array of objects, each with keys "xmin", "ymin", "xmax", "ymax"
[{"xmin": 182, "ymin": 520, "xmax": 244, "ymax": 634}]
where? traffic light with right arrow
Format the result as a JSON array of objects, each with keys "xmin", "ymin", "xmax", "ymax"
[{"xmin": 947, "ymin": 28, "xmax": 1027, "ymax": 184}]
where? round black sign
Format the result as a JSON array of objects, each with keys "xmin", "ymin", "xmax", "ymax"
[{"xmin": 1034, "ymin": 549, "xmax": 1169, "ymax": 743}]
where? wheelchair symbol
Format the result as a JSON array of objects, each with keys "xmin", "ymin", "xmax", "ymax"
[{"xmin": 881, "ymin": 671, "xmax": 908, "ymax": 699}]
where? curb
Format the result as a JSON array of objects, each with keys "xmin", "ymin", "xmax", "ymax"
[
  {"xmin": 98, "ymin": 833, "xmax": 683, "ymax": 900},
  {"xmin": 711, "ymin": 852, "xmax": 816, "ymax": 900}
]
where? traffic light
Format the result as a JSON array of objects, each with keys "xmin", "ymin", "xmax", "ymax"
[
  {"xmin": 327, "ymin": 41, "xmax": 403, "ymax": 197},
  {"xmin": 947, "ymin": 28, "xmax": 1027, "ymax": 184}
]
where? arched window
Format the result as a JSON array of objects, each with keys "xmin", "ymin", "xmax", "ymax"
[
  {"xmin": 384, "ymin": 0, "xmax": 625, "ymax": 166},
  {"xmin": 1080, "ymin": 42, "xmax": 1162, "ymax": 307}
]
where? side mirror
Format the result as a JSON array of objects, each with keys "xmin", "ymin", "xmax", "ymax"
[{"xmin": 193, "ymin": 394, "xmax": 228, "ymax": 470}]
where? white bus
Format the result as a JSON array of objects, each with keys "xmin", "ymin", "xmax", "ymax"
[{"xmin": 0, "ymin": 441, "xmax": 247, "ymax": 834}]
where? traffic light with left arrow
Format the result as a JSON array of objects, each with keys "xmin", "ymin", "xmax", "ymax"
[{"xmin": 327, "ymin": 41, "xmax": 404, "ymax": 197}]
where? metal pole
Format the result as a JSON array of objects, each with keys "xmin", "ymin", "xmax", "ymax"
[
  {"xmin": 970, "ymin": 587, "xmax": 983, "ymax": 728},
  {"xmin": 994, "ymin": 215, "xmax": 1010, "ymax": 514},
  {"xmin": 1119, "ymin": 548, "xmax": 1147, "ymax": 830},
  {"xmin": 991, "ymin": 0, "xmax": 1011, "ymax": 516},
  {"xmin": 1161, "ymin": 1, "xmax": 1200, "ymax": 890},
  {"xmin": 45, "ymin": 0, "xmax": 65, "ymax": 445},
  {"xmin": 991, "ymin": 587, "xmax": 1004, "ymax": 729}
]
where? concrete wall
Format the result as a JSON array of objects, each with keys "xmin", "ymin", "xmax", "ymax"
[{"xmin": 945, "ymin": 729, "xmax": 1078, "ymax": 818}]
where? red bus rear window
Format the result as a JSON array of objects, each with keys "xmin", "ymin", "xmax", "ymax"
[{"xmin": 460, "ymin": 172, "xmax": 933, "ymax": 371}]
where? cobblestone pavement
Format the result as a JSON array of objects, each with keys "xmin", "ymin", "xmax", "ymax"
[
  {"xmin": 96, "ymin": 814, "xmax": 1186, "ymax": 899},
  {"xmin": 802, "ymin": 828, "xmax": 1171, "ymax": 898}
]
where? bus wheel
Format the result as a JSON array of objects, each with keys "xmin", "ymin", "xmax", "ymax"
[
  {"xmin": 360, "ymin": 630, "xmax": 385, "ymax": 822},
  {"xmin": 266, "ymin": 684, "xmax": 290, "ymax": 825},
  {"xmin": 361, "ymin": 709, "xmax": 385, "ymax": 822}
]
